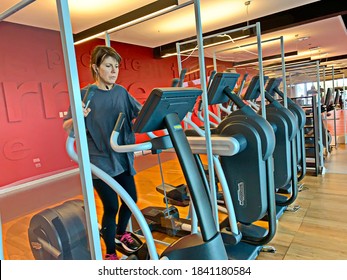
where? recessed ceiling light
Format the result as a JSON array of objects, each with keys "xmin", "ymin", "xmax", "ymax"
[
  {"xmin": 297, "ymin": 36, "xmax": 310, "ymax": 41},
  {"xmin": 309, "ymin": 46, "xmax": 321, "ymax": 51}
]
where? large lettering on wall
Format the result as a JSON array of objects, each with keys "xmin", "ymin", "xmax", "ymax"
[
  {"xmin": 0, "ymin": 22, "xmax": 75, "ymax": 186},
  {"xmin": 2, "ymin": 81, "xmax": 68, "ymax": 122},
  {"xmin": 0, "ymin": 80, "xmax": 72, "ymax": 186}
]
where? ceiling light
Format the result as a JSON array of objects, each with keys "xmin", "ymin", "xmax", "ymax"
[
  {"xmin": 234, "ymin": 51, "xmax": 298, "ymax": 67},
  {"xmin": 263, "ymin": 59, "xmax": 313, "ymax": 71},
  {"xmin": 310, "ymin": 52, "xmax": 329, "ymax": 60},
  {"xmin": 296, "ymin": 36, "xmax": 310, "ymax": 41},
  {"xmin": 73, "ymin": 0, "xmax": 179, "ymax": 45},
  {"xmin": 309, "ymin": 46, "xmax": 321, "ymax": 51}
]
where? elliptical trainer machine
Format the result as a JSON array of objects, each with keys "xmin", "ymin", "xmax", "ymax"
[
  {"xmin": 265, "ymin": 77, "xmax": 307, "ymax": 183},
  {"xmin": 112, "ymin": 87, "xmax": 228, "ymax": 260},
  {"xmin": 28, "ymin": 86, "xmax": 155, "ymax": 260},
  {"xmin": 185, "ymin": 72, "xmax": 278, "ymax": 259}
]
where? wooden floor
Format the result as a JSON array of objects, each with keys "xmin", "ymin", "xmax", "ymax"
[
  {"xmin": 2, "ymin": 144, "xmax": 347, "ymax": 260},
  {"xmin": 257, "ymin": 144, "xmax": 347, "ymax": 260}
]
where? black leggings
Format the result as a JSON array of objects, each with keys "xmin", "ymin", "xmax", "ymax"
[{"xmin": 93, "ymin": 171, "xmax": 137, "ymax": 254}]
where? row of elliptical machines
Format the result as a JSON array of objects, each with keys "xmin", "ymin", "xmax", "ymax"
[
  {"xmin": 236, "ymin": 75, "xmax": 306, "ymax": 219},
  {"xmin": 28, "ymin": 85, "xmax": 231, "ymax": 260},
  {"xmin": 187, "ymin": 72, "xmax": 279, "ymax": 259},
  {"xmin": 168, "ymin": 71, "xmax": 307, "ymax": 259},
  {"xmin": 137, "ymin": 71, "xmax": 278, "ymax": 260}
]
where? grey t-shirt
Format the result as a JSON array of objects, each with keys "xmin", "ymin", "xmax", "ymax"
[{"xmin": 65, "ymin": 84, "xmax": 141, "ymax": 176}]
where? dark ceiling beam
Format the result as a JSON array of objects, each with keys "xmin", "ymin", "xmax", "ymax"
[
  {"xmin": 262, "ymin": 54, "xmax": 347, "ymax": 74},
  {"xmin": 321, "ymin": 54, "xmax": 347, "ymax": 63},
  {"xmin": 154, "ymin": 0, "xmax": 347, "ymax": 58},
  {"xmin": 296, "ymin": 67, "xmax": 347, "ymax": 76},
  {"xmin": 264, "ymin": 57, "xmax": 313, "ymax": 69}
]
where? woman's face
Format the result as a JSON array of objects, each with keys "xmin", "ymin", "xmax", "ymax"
[{"xmin": 96, "ymin": 56, "xmax": 119, "ymax": 86}]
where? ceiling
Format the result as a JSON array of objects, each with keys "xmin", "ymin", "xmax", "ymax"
[{"xmin": 1, "ymin": 0, "xmax": 347, "ymax": 83}]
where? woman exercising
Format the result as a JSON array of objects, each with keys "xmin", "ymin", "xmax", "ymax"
[{"xmin": 63, "ymin": 45, "xmax": 142, "ymax": 260}]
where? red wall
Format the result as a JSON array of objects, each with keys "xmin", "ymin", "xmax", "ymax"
[
  {"xmin": 0, "ymin": 22, "xmax": 235, "ymax": 187},
  {"xmin": 0, "ymin": 22, "xmax": 73, "ymax": 187}
]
